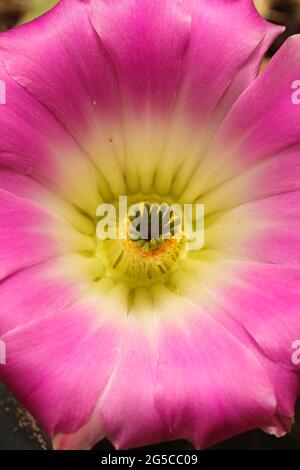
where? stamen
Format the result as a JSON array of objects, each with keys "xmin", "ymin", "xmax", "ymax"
[
  {"xmin": 97, "ymin": 201, "xmax": 185, "ymax": 286},
  {"xmin": 128, "ymin": 202, "xmax": 181, "ymax": 252}
]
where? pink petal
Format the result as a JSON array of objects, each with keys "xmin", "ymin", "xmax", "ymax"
[
  {"xmin": 154, "ymin": 302, "xmax": 277, "ymax": 448},
  {"xmin": 0, "ymin": 295, "xmax": 125, "ymax": 441},
  {"xmin": 0, "ymin": 0, "xmax": 282, "ymax": 197},
  {"xmin": 206, "ymin": 192, "xmax": 300, "ymax": 264},
  {"xmin": 0, "ymin": 189, "xmax": 93, "ymax": 280},
  {"xmin": 0, "ymin": 254, "xmax": 100, "ymax": 335},
  {"xmin": 89, "ymin": 0, "xmax": 282, "ymax": 193},
  {"xmin": 0, "ymin": 0, "xmax": 120, "ymax": 136},
  {"xmin": 89, "ymin": 0, "xmax": 281, "ymax": 121},
  {"xmin": 99, "ymin": 312, "xmax": 172, "ymax": 449},
  {"xmin": 0, "ymin": 60, "xmax": 99, "ymax": 213},
  {"xmin": 260, "ymin": 365, "xmax": 299, "ymax": 437},
  {"xmin": 192, "ymin": 34, "xmax": 300, "ymax": 195},
  {"xmin": 222, "ymin": 35, "xmax": 300, "ymax": 167},
  {"xmin": 212, "ymin": 261, "xmax": 300, "ymax": 369},
  {"xmin": 0, "ymin": 167, "xmax": 95, "ymax": 233}
]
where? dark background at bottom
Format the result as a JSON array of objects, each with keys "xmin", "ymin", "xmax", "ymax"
[{"xmin": 1, "ymin": 383, "xmax": 300, "ymax": 450}]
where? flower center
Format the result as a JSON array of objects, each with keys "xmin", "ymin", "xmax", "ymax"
[
  {"xmin": 96, "ymin": 201, "xmax": 185, "ymax": 287},
  {"xmin": 128, "ymin": 202, "xmax": 181, "ymax": 251}
]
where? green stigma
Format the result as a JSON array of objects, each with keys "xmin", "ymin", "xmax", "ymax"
[{"xmin": 128, "ymin": 202, "xmax": 181, "ymax": 252}]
